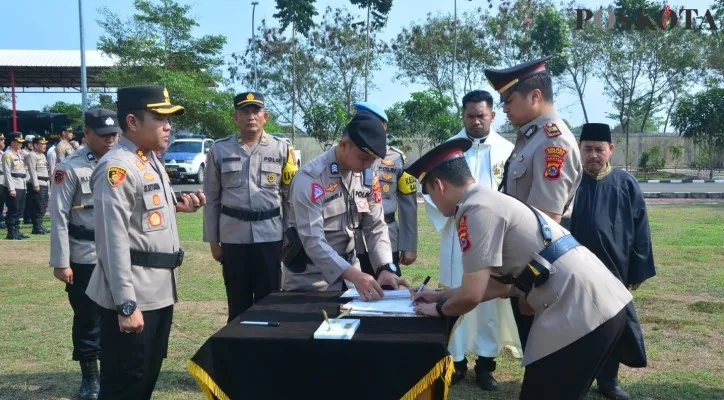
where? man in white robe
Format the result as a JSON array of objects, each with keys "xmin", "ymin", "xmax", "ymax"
[{"xmin": 424, "ymin": 90, "xmax": 521, "ymax": 390}]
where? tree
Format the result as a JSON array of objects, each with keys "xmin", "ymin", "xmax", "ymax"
[
  {"xmin": 389, "ymin": 90, "xmax": 462, "ymax": 156},
  {"xmin": 485, "ymin": 0, "xmax": 550, "ymax": 67},
  {"xmin": 349, "ymin": 0, "xmax": 393, "ymax": 28},
  {"xmin": 0, "ymin": 92, "xmax": 8, "ymax": 109},
  {"xmin": 302, "ymin": 101, "xmax": 349, "ymax": 148},
  {"xmin": 668, "ymin": 144, "xmax": 683, "ymax": 174},
  {"xmin": 96, "ymin": 0, "xmax": 235, "ymax": 138},
  {"xmin": 671, "ymin": 87, "xmax": 724, "ymax": 179},
  {"xmin": 43, "ymin": 101, "xmax": 84, "ymax": 129}
]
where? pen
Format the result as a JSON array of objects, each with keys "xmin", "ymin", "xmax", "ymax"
[
  {"xmin": 240, "ymin": 321, "xmax": 280, "ymax": 327},
  {"xmin": 411, "ymin": 276, "xmax": 431, "ymax": 305},
  {"xmin": 322, "ymin": 309, "xmax": 332, "ymax": 331}
]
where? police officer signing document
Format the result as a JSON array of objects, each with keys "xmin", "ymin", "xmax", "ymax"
[
  {"xmin": 282, "ymin": 111, "xmax": 408, "ymax": 300},
  {"xmin": 203, "ymin": 92, "xmax": 298, "ymax": 322},
  {"xmin": 408, "ymin": 138, "xmax": 632, "ymax": 400},
  {"xmin": 50, "ymin": 109, "xmax": 121, "ymax": 400},
  {"xmin": 85, "ymin": 86, "xmax": 205, "ymax": 400}
]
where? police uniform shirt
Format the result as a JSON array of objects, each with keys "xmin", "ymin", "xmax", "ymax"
[
  {"xmin": 455, "ymin": 183, "xmax": 632, "ymax": 365},
  {"xmin": 25, "ymin": 150, "xmax": 49, "ymax": 188},
  {"xmin": 282, "ymin": 146, "xmax": 392, "ymax": 291},
  {"xmin": 85, "ymin": 136, "xmax": 180, "ymax": 312},
  {"xmin": 50, "ymin": 147, "xmax": 100, "ymax": 267},
  {"xmin": 56, "ymin": 139, "xmax": 74, "ymax": 164},
  {"xmin": 375, "ymin": 146, "xmax": 417, "ymax": 253},
  {"xmin": 203, "ymin": 132, "xmax": 297, "ymax": 244},
  {"xmin": 504, "ymin": 111, "xmax": 582, "ymax": 215},
  {"xmin": 2, "ymin": 148, "xmax": 27, "ymax": 192}
]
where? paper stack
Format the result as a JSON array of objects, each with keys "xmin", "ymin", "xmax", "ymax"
[
  {"xmin": 340, "ymin": 288, "xmax": 412, "ymax": 299},
  {"xmin": 313, "ymin": 319, "xmax": 361, "ymax": 340}
]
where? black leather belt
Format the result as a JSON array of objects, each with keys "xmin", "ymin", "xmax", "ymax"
[
  {"xmin": 130, "ymin": 249, "xmax": 185, "ymax": 269},
  {"xmin": 68, "ymin": 223, "xmax": 95, "ymax": 241},
  {"xmin": 38, "ymin": 176, "xmax": 50, "ymax": 181},
  {"xmin": 11, "ymin": 173, "xmax": 26, "ymax": 178},
  {"xmin": 221, "ymin": 205, "xmax": 280, "ymax": 222},
  {"xmin": 384, "ymin": 213, "xmax": 396, "ymax": 224}
]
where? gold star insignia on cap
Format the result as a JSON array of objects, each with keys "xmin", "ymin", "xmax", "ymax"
[
  {"xmin": 163, "ymin": 88, "xmax": 170, "ymax": 103},
  {"xmin": 246, "ymin": 93, "xmax": 255, "ymax": 100}
]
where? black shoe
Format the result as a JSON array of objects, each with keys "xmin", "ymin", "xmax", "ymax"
[
  {"xmin": 32, "ymin": 225, "xmax": 48, "ymax": 234},
  {"xmin": 450, "ymin": 360, "xmax": 468, "ymax": 385},
  {"xmin": 23, "ymin": 220, "xmax": 32, "ymax": 225},
  {"xmin": 597, "ymin": 385, "xmax": 630, "ymax": 400},
  {"xmin": 80, "ymin": 360, "xmax": 100, "ymax": 400},
  {"xmin": 474, "ymin": 357, "xmax": 498, "ymax": 391},
  {"xmin": 19, "ymin": 232, "xmax": 29, "ymax": 239}
]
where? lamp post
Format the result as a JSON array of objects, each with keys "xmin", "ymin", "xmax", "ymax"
[
  {"xmin": 78, "ymin": 0, "xmax": 88, "ymax": 120},
  {"xmin": 251, "ymin": 1, "xmax": 259, "ymax": 91}
]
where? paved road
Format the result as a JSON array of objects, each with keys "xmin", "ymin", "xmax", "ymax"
[{"xmin": 173, "ymin": 182, "xmax": 724, "ymax": 194}]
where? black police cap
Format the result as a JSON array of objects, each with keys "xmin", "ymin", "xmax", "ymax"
[
  {"xmin": 85, "ymin": 108, "xmax": 122, "ymax": 136},
  {"xmin": 7, "ymin": 132, "xmax": 25, "ymax": 143},
  {"xmin": 579, "ymin": 123, "xmax": 612, "ymax": 143},
  {"xmin": 234, "ymin": 92, "xmax": 265, "ymax": 110},
  {"xmin": 405, "ymin": 137, "xmax": 472, "ymax": 189},
  {"xmin": 346, "ymin": 110, "xmax": 387, "ymax": 158},
  {"xmin": 117, "ymin": 85, "xmax": 185, "ymax": 116},
  {"xmin": 484, "ymin": 56, "xmax": 552, "ymax": 96}
]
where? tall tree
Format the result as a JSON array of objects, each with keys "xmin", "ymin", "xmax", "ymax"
[
  {"xmin": 43, "ymin": 102, "xmax": 84, "ymax": 129},
  {"xmin": 389, "ymin": 90, "xmax": 462, "ymax": 156},
  {"xmin": 671, "ymin": 87, "xmax": 724, "ymax": 179},
  {"xmin": 349, "ymin": 0, "xmax": 393, "ymax": 28},
  {"xmin": 97, "ymin": 0, "xmax": 234, "ymax": 138},
  {"xmin": 0, "ymin": 92, "xmax": 8, "ymax": 109},
  {"xmin": 302, "ymin": 100, "xmax": 350, "ymax": 148}
]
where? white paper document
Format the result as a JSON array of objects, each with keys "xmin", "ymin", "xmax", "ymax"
[
  {"xmin": 340, "ymin": 288, "xmax": 412, "ymax": 299},
  {"xmin": 341, "ymin": 297, "xmax": 417, "ymax": 315}
]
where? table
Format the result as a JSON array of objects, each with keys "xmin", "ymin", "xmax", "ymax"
[{"xmin": 188, "ymin": 291, "xmax": 457, "ymax": 400}]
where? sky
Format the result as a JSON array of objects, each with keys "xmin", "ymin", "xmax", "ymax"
[{"xmin": 0, "ymin": 0, "xmax": 715, "ymax": 131}]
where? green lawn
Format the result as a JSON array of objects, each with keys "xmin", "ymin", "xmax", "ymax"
[{"xmin": 0, "ymin": 204, "xmax": 723, "ymax": 399}]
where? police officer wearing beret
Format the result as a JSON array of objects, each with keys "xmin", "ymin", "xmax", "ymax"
[
  {"xmin": 352, "ymin": 102, "xmax": 418, "ymax": 278},
  {"xmin": 2, "ymin": 132, "xmax": 29, "ymax": 240},
  {"xmin": 50, "ymin": 109, "xmax": 121, "ymax": 400},
  {"xmin": 203, "ymin": 92, "xmax": 298, "ymax": 322},
  {"xmin": 84, "ymin": 86, "xmax": 206, "ymax": 399},
  {"xmin": 484, "ymin": 56, "xmax": 583, "ymax": 351},
  {"xmin": 25, "ymin": 135, "xmax": 51, "ymax": 234},
  {"xmin": 408, "ymin": 138, "xmax": 631, "ymax": 400},
  {"xmin": 281, "ymin": 111, "xmax": 409, "ymax": 300}
]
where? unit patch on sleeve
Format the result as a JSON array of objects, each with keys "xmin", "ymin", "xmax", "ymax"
[
  {"xmin": 543, "ymin": 146, "xmax": 567, "ymax": 181},
  {"xmin": 543, "ymin": 122, "xmax": 561, "ymax": 138},
  {"xmin": 54, "ymin": 169, "xmax": 67, "ymax": 185},
  {"xmin": 457, "ymin": 215, "xmax": 471, "ymax": 253},
  {"xmin": 311, "ymin": 182, "xmax": 324, "ymax": 203},
  {"xmin": 107, "ymin": 166, "xmax": 128, "ymax": 188}
]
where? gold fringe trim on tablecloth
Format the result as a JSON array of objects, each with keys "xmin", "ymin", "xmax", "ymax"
[
  {"xmin": 400, "ymin": 355, "xmax": 454, "ymax": 400},
  {"xmin": 188, "ymin": 359, "xmax": 231, "ymax": 400}
]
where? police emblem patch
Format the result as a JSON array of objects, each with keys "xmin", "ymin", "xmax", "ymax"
[
  {"xmin": 381, "ymin": 172, "xmax": 393, "ymax": 181},
  {"xmin": 152, "ymin": 194, "xmax": 161, "ymax": 206},
  {"xmin": 325, "ymin": 183, "xmax": 338, "ymax": 193},
  {"xmin": 267, "ymin": 173, "xmax": 276, "ymax": 184},
  {"xmin": 311, "ymin": 183, "xmax": 324, "ymax": 203},
  {"xmin": 135, "ymin": 160, "xmax": 146, "ymax": 170},
  {"xmin": 382, "ymin": 183, "xmax": 390, "ymax": 193},
  {"xmin": 54, "ymin": 169, "xmax": 66, "ymax": 185},
  {"xmin": 543, "ymin": 122, "xmax": 561, "ymax": 138},
  {"xmin": 107, "ymin": 166, "xmax": 128, "ymax": 188},
  {"xmin": 144, "ymin": 172, "xmax": 154, "ymax": 181},
  {"xmin": 543, "ymin": 146, "xmax": 567, "ymax": 181},
  {"xmin": 105, "ymin": 117, "xmax": 114, "ymax": 126},
  {"xmin": 381, "ymin": 159, "xmax": 395, "ymax": 166},
  {"xmin": 457, "ymin": 215, "xmax": 471, "ymax": 253},
  {"xmin": 148, "ymin": 211, "xmax": 162, "ymax": 227}
]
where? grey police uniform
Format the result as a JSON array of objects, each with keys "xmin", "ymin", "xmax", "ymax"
[
  {"xmin": 26, "ymin": 150, "xmax": 50, "ymax": 189},
  {"xmin": 3, "ymin": 147, "xmax": 28, "ymax": 237},
  {"xmin": 203, "ymin": 130, "xmax": 297, "ymax": 321},
  {"xmin": 282, "ymin": 146, "xmax": 392, "ymax": 291},
  {"xmin": 56, "ymin": 139, "xmax": 74, "ymax": 165},
  {"xmin": 356, "ymin": 146, "xmax": 417, "ymax": 274},
  {"xmin": 26, "ymin": 148, "xmax": 50, "ymax": 231},
  {"xmin": 86, "ymin": 136, "xmax": 182, "ymax": 312}
]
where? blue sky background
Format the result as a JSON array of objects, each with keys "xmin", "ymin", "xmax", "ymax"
[{"xmin": 0, "ymin": 0, "xmax": 713, "ymax": 131}]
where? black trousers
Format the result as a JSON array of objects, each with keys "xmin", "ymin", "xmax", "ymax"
[
  {"xmin": 359, "ymin": 251, "xmax": 400, "ymax": 277},
  {"xmin": 510, "ymin": 297, "xmax": 535, "ymax": 351},
  {"xmin": 0, "ymin": 185, "xmax": 7, "ymax": 220},
  {"xmin": 519, "ymin": 307, "xmax": 627, "ymax": 400},
  {"xmin": 596, "ymin": 352, "xmax": 621, "ymax": 389},
  {"xmin": 98, "ymin": 305, "xmax": 173, "ymax": 400},
  {"xmin": 29, "ymin": 185, "xmax": 49, "ymax": 226},
  {"xmin": 24, "ymin": 182, "xmax": 33, "ymax": 223},
  {"xmin": 4, "ymin": 188, "xmax": 26, "ymax": 228},
  {"xmin": 221, "ymin": 241, "xmax": 281, "ymax": 322},
  {"xmin": 66, "ymin": 263, "xmax": 101, "ymax": 361}
]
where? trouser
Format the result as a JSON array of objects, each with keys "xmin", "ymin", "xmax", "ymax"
[
  {"xmin": 5, "ymin": 188, "xmax": 26, "ymax": 228},
  {"xmin": 66, "ymin": 262, "xmax": 101, "ymax": 361},
  {"xmin": 358, "ymin": 251, "xmax": 400, "ymax": 277},
  {"xmin": 98, "ymin": 305, "xmax": 173, "ymax": 400},
  {"xmin": 24, "ymin": 182, "xmax": 33, "ymax": 222},
  {"xmin": 510, "ymin": 297, "xmax": 535, "ymax": 351},
  {"xmin": 221, "ymin": 241, "xmax": 282, "ymax": 322},
  {"xmin": 519, "ymin": 307, "xmax": 627, "ymax": 400},
  {"xmin": 0, "ymin": 186, "xmax": 7, "ymax": 222},
  {"xmin": 29, "ymin": 185, "xmax": 49, "ymax": 227},
  {"xmin": 596, "ymin": 353, "xmax": 621, "ymax": 389}
]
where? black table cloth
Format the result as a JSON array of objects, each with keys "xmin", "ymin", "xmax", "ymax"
[{"xmin": 188, "ymin": 291, "xmax": 457, "ymax": 400}]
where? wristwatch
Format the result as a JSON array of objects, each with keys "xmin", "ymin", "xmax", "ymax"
[
  {"xmin": 376, "ymin": 262, "xmax": 400, "ymax": 278},
  {"xmin": 435, "ymin": 299, "xmax": 447, "ymax": 318},
  {"xmin": 117, "ymin": 300, "xmax": 137, "ymax": 317}
]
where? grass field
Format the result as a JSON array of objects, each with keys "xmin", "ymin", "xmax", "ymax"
[{"xmin": 1, "ymin": 204, "xmax": 723, "ymax": 400}]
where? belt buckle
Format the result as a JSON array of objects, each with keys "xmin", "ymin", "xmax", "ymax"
[{"xmin": 176, "ymin": 249, "xmax": 185, "ymax": 266}]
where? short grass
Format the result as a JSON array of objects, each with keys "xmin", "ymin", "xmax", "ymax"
[{"xmin": 0, "ymin": 204, "xmax": 722, "ymax": 399}]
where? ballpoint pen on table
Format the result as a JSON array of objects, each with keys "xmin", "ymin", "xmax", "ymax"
[{"xmin": 240, "ymin": 321, "xmax": 280, "ymax": 327}]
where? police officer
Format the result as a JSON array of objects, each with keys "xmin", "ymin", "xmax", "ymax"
[
  {"xmin": 50, "ymin": 109, "xmax": 121, "ymax": 400},
  {"xmin": 281, "ymin": 110, "xmax": 408, "ymax": 300},
  {"xmin": 26, "ymin": 136, "xmax": 51, "ymax": 234},
  {"xmin": 85, "ymin": 86, "xmax": 205, "ymax": 399},
  {"xmin": 408, "ymin": 138, "xmax": 631, "ymax": 400},
  {"xmin": 2, "ymin": 132, "xmax": 29, "ymax": 240},
  {"xmin": 56, "ymin": 126, "xmax": 75, "ymax": 166},
  {"xmin": 203, "ymin": 92, "xmax": 298, "ymax": 322},
  {"xmin": 0, "ymin": 132, "xmax": 6, "ymax": 230},
  {"xmin": 351, "ymin": 102, "xmax": 418, "ymax": 277},
  {"xmin": 22, "ymin": 135, "xmax": 35, "ymax": 225},
  {"xmin": 484, "ymin": 56, "xmax": 582, "ymax": 351}
]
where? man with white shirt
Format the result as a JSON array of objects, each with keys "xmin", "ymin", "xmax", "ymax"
[{"xmin": 424, "ymin": 90, "xmax": 521, "ymax": 390}]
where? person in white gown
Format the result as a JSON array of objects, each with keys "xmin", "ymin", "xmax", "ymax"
[{"xmin": 424, "ymin": 90, "xmax": 521, "ymax": 390}]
